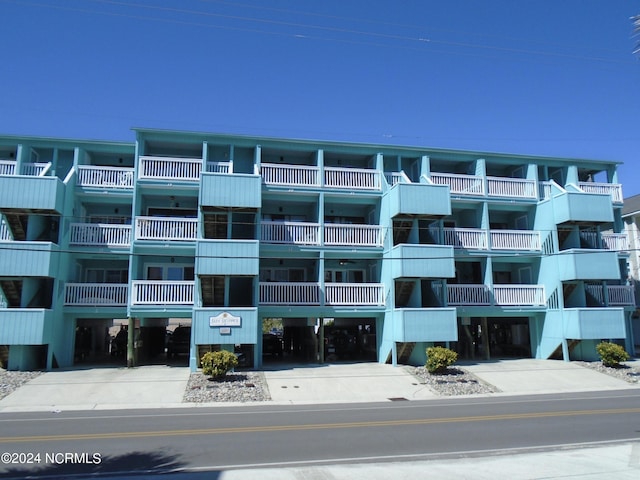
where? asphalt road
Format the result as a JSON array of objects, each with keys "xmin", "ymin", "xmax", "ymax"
[{"xmin": 1, "ymin": 389, "xmax": 639, "ymax": 478}]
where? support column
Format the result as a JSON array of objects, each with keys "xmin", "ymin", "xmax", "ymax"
[
  {"xmin": 127, "ymin": 317, "xmax": 136, "ymax": 367},
  {"xmin": 481, "ymin": 317, "xmax": 490, "ymax": 360},
  {"xmin": 318, "ymin": 318, "xmax": 325, "ymax": 363}
]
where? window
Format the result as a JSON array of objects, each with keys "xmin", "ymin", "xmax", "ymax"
[{"xmin": 146, "ymin": 265, "xmax": 194, "ymax": 281}]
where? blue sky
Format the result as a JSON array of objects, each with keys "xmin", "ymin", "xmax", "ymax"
[{"xmin": 2, "ymin": 0, "xmax": 639, "ymax": 194}]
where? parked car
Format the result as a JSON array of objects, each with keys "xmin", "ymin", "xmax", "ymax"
[
  {"xmin": 167, "ymin": 326, "xmax": 191, "ymax": 358},
  {"xmin": 324, "ymin": 329, "xmax": 358, "ymax": 360},
  {"xmin": 262, "ymin": 333, "xmax": 284, "ymax": 357}
]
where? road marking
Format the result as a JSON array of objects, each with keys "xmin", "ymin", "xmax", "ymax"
[
  {"xmin": 2, "ymin": 407, "xmax": 640, "ymax": 443},
  {"xmin": 2, "ymin": 389, "xmax": 639, "ymax": 423}
]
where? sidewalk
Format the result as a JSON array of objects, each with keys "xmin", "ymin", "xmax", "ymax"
[{"xmin": 0, "ymin": 359, "xmax": 638, "ymax": 412}]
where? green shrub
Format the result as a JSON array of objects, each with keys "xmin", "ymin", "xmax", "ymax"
[
  {"xmin": 201, "ymin": 350, "xmax": 238, "ymax": 378},
  {"xmin": 426, "ymin": 346, "xmax": 458, "ymax": 373},
  {"xmin": 596, "ymin": 342, "xmax": 629, "ymax": 367}
]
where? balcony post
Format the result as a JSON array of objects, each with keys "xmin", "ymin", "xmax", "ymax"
[{"xmin": 127, "ymin": 317, "xmax": 136, "ymax": 368}]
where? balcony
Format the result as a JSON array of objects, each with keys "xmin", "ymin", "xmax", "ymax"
[
  {"xmin": 577, "ymin": 182, "xmax": 623, "ymax": 204},
  {"xmin": 384, "ymin": 171, "xmax": 410, "ymax": 186},
  {"xmin": 0, "ymin": 308, "xmax": 52, "ymax": 344},
  {"xmin": 200, "ymin": 171, "xmax": 261, "ymax": 208},
  {"xmin": 260, "ymin": 222, "xmax": 384, "ymax": 247},
  {"xmin": 325, "ymin": 283, "xmax": 385, "ymax": 305},
  {"xmin": 441, "ymin": 227, "xmax": 488, "ymax": 250},
  {"xmin": 0, "ymin": 164, "xmax": 64, "ymax": 211},
  {"xmin": 556, "ymin": 250, "xmax": 620, "ymax": 280},
  {"xmin": 324, "ymin": 224, "xmax": 384, "ymax": 247},
  {"xmin": 447, "ymin": 284, "xmax": 545, "ymax": 306},
  {"xmin": 430, "ymin": 172, "xmax": 485, "ymax": 196},
  {"xmin": 579, "ymin": 231, "xmax": 629, "ymax": 252},
  {"xmin": 325, "ymin": 166, "xmax": 381, "ymax": 190},
  {"xmin": 259, "ymin": 282, "xmax": 320, "ymax": 305},
  {"xmin": 69, "ymin": 223, "xmax": 131, "ymax": 247},
  {"xmin": 490, "ymin": 230, "xmax": 541, "ymax": 251},
  {"xmin": 258, "ymin": 282, "xmax": 385, "ymax": 306},
  {"xmin": 0, "ymin": 160, "xmax": 52, "ymax": 177},
  {"xmin": 135, "ymin": 216, "xmax": 197, "ymax": 241},
  {"xmin": 138, "ymin": 156, "xmax": 202, "ymax": 182},
  {"xmin": 550, "ymin": 190, "xmax": 615, "ymax": 224},
  {"xmin": 131, "ymin": 280, "xmax": 194, "ymax": 305},
  {"xmin": 487, "ymin": 176, "xmax": 537, "ymax": 199},
  {"xmin": 563, "ymin": 308, "xmax": 626, "ymax": 339},
  {"xmin": 385, "ymin": 179, "xmax": 451, "ymax": 217},
  {"xmin": 261, "ymin": 163, "xmax": 319, "ymax": 187},
  {"xmin": 390, "ymin": 244, "xmax": 455, "ymax": 279},
  {"xmin": 64, "ymin": 283, "xmax": 128, "ymax": 306},
  {"xmin": 0, "ymin": 218, "xmax": 10, "ymax": 241},
  {"xmin": 392, "ymin": 308, "xmax": 458, "ymax": 342},
  {"xmin": 0, "ymin": 242, "xmax": 58, "ymax": 277},
  {"xmin": 437, "ymin": 227, "xmax": 542, "ymax": 251},
  {"xmin": 261, "ymin": 221, "xmax": 320, "ymax": 246},
  {"xmin": 585, "ymin": 284, "xmax": 635, "ymax": 306},
  {"xmin": 196, "ymin": 239, "xmax": 259, "ymax": 275},
  {"xmin": 77, "ymin": 166, "xmax": 134, "ymax": 189}
]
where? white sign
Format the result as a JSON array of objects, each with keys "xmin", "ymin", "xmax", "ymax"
[{"xmin": 209, "ymin": 312, "xmax": 242, "ymax": 327}]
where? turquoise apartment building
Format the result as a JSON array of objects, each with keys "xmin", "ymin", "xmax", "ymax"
[{"xmin": 0, "ymin": 129, "xmax": 634, "ymax": 371}]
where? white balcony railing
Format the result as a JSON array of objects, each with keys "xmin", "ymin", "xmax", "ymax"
[
  {"xmin": 259, "ymin": 282, "xmax": 320, "ymax": 305},
  {"xmin": 447, "ymin": 284, "xmax": 545, "ymax": 306},
  {"xmin": 139, "ymin": 156, "xmax": 202, "ymax": 181},
  {"xmin": 261, "ymin": 163, "xmax": 319, "ymax": 187},
  {"xmin": 490, "ymin": 230, "xmax": 542, "ymax": 251},
  {"xmin": 69, "ymin": 223, "xmax": 131, "ymax": 247},
  {"xmin": 260, "ymin": 221, "xmax": 320, "ymax": 245},
  {"xmin": 430, "ymin": 172, "xmax": 485, "ymax": 195},
  {"xmin": 325, "ymin": 166, "xmax": 382, "ymax": 190},
  {"xmin": 577, "ymin": 182, "xmax": 623, "ymax": 204},
  {"xmin": 0, "ymin": 160, "xmax": 51, "ymax": 176},
  {"xmin": 492, "ymin": 285, "xmax": 546, "ymax": 306},
  {"xmin": 77, "ymin": 166, "xmax": 134, "ymax": 188},
  {"xmin": 586, "ymin": 284, "xmax": 635, "ymax": 306},
  {"xmin": 447, "ymin": 284, "xmax": 491, "ymax": 305},
  {"xmin": 580, "ymin": 231, "xmax": 629, "ymax": 251},
  {"xmin": 205, "ymin": 161, "xmax": 231, "ymax": 173},
  {"xmin": 442, "ymin": 227, "xmax": 488, "ymax": 250},
  {"xmin": 539, "ymin": 181, "xmax": 553, "ymax": 200},
  {"xmin": 325, "ymin": 283, "xmax": 385, "ymax": 305},
  {"xmin": 487, "ymin": 176, "xmax": 537, "ymax": 199},
  {"xmin": 0, "ymin": 218, "xmax": 11, "ymax": 241},
  {"xmin": 22, "ymin": 162, "xmax": 51, "ymax": 176},
  {"xmin": 325, "ymin": 224, "xmax": 384, "ymax": 247},
  {"xmin": 131, "ymin": 280, "xmax": 194, "ymax": 305},
  {"xmin": 601, "ymin": 233, "xmax": 630, "ymax": 251},
  {"xmin": 0, "ymin": 160, "xmax": 17, "ymax": 175},
  {"xmin": 64, "ymin": 283, "xmax": 128, "ymax": 306},
  {"xmin": 384, "ymin": 171, "xmax": 411, "ymax": 186},
  {"xmin": 135, "ymin": 216, "xmax": 197, "ymax": 241}
]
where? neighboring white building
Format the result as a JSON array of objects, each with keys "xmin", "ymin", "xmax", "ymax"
[{"xmin": 622, "ymin": 194, "xmax": 640, "ymax": 354}]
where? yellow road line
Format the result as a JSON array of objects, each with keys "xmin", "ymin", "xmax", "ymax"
[{"xmin": 3, "ymin": 408, "xmax": 640, "ymax": 444}]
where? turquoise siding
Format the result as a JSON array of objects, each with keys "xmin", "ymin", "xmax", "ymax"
[
  {"xmin": 392, "ymin": 308, "xmax": 457, "ymax": 342},
  {"xmin": 192, "ymin": 308, "xmax": 258, "ymax": 344},
  {"xmin": 386, "ymin": 183, "xmax": 451, "ymax": 217},
  {"xmin": 556, "ymin": 250, "xmax": 621, "ymax": 280},
  {"xmin": 390, "ymin": 244, "xmax": 455, "ymax": 279},
  {"xmin": 196, "ymin": 240, "xmax": 259, "ymax": 275},
  {"xmin": 0, "ymin": 309, "xmax": 51, "ymax": 344},
  {"xmin": 200, "ymin": 173, "xmax": 262, "ymax": 208},
  {"xmin": 0, "ymin": 242, "xmax": 58, "ymax": 276},
  {"xmin": 563, "ymin": 308, "xmax": 626, "ymax": 339},
  {"xmin": 551, "ymin": 192, "xmax": 613, "ymax": 224},
  {"xmin": 0, "ymin": 177, "xmax": 65, "ymax": 212}
]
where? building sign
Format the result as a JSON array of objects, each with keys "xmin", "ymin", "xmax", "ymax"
[{"xmin": 209, "ymin": 312, "xmax": 242, "ymax": 327}]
